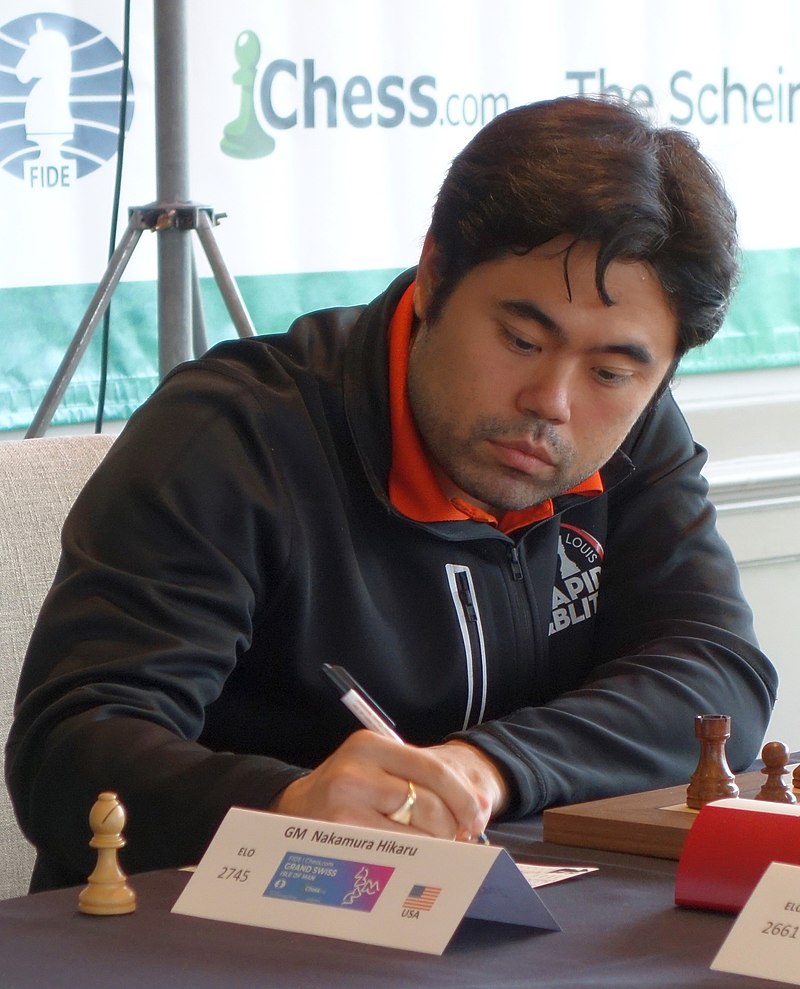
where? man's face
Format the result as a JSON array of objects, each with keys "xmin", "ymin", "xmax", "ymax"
[{"xmin": 407, "ymin": 236, "xmax": 679, "ymax": 516}]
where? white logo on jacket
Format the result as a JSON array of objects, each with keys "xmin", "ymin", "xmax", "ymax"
[{"xmin": 549, "ymin": 524, "xmax": 603, "ymax": 635}]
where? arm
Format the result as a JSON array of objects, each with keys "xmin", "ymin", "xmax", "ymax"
[
  {"xmin": 457, "ymin": 391, "xmax": 778, "ymax": 816},
  {"xmin": 5, "ymin": 363, "xmax": 494, "ymax": 889},
  {"xmin": 6, "ymin": 367, "xmax": 308, "ymax": 886}
]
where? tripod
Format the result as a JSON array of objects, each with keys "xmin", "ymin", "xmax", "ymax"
[
  {"xmin": 26, "ymin": 0, "xmax": 254, "ymax": 438},
  {"xmin": 26, "ymin": 203, "xmax": 255, "ymax": 437}
]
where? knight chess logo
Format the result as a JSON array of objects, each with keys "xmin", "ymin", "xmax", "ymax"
[
  {"xmin": 549, "ymin": 524, "xmax": 603, "ymax": 635},
  {"xmin": 0, "ymin": 12, "xmax": 134, "ymax": 187}
]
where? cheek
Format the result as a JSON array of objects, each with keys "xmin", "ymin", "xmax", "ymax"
[
  {"xmin": 575, "ymin": 394, "xmax": 649, "ymax": 449},
  {"xmin": 443, "ymin": 351, "xmax": 499, "ymax": 408},
  {"xmin": 601, "ymin": 376, "xmax": 660, "ymax": 419}
]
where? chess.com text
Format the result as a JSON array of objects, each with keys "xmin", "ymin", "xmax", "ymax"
[{"xmin": 260, "ymin": 59, "xmax": 509, "ymax": 130}]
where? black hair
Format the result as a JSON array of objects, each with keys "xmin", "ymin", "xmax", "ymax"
[{"xmin": 427, "ymin": 96, "xmax": 739, "ymax": 359}]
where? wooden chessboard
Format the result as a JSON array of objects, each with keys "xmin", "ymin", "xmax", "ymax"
[{"xmin": 542, "ymin": 768, "xmax": 796, "ymax": 860}]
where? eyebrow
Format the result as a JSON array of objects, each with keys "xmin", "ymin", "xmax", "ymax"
[{"xmin": 499, "ymin": 299, "xmax": 655, "ymax": 366}]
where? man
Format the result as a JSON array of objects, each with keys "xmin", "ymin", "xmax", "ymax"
[{"xmin": 6, "ymin": 96, "xmax": 777, "ymax": 891}]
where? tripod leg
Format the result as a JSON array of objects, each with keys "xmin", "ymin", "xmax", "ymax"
[
  {"xmin": 194, "ymin": 210, "xmax": 256, "ymax": 339},
  {"xmin": 191, "ymin": 250, "xmax": 209, "ymax": 357},
  {"xmin": 26, "ymin": 220, "xmax": 144, "ymax": 438}
]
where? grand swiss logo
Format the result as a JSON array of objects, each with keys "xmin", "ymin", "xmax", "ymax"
[
  {"xmin": 0, "ymin": 12, "xmax": 134, "ymax": 186},
  {"xmin": 549, "ymin": 524, "xmax": 603, "ymax": 635}
]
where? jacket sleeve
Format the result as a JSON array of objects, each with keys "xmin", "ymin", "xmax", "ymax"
[
  {"xmin": 5, "ymin": 364, "xmax": 309, "ymax": 889},
  {"xmin": 460, "ymin": 391, "xmax": 778, "ymax": 818}
]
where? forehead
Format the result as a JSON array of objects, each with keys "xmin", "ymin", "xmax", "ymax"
[{"xmin": 466, "ymin": 240, "xmax": 679, "ymax": 359}]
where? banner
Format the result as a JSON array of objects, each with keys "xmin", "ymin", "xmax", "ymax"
[{"xmin": 2, "ymin": 0, "xmax": 799, "ymax": 430}]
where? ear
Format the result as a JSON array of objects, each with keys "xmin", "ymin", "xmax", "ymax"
[{"xmin": 413, "ymin": 230, "xmax": 441, "ymax": 321}]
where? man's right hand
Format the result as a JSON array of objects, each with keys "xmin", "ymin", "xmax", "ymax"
[{"xmin": 269, "ymin": 729, "xmax": 494, "ymax": 843}]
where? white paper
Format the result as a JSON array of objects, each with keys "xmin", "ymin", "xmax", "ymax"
[{"xmin": 516, "ymin": 862, "xmax": 598, "ymax": 888}]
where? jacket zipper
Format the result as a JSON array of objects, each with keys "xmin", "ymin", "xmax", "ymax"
[
  {"xmin": 446, "ymin": 564, "xmax": 487, "ymax": 729},
  {"xmin": 509, "ymin": 545, "xmax": 524, "ymax": 581}
]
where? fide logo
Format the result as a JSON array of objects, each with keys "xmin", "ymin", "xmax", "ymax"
[
  {"xmin": 0, "ymin": 12, "xmax": 134, "ymax": 186},
  {"xmin": 549, "ymin": 524, "xmax": 604, "ymax": 636}
]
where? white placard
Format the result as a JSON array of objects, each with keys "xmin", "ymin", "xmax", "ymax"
[
  {"xmin": 711, "ymin": 862, "xmax": 800, "ymax": 985},
  {"xmin": 172, "ymin": 808, "xmax": 560, "ymax": 955}
]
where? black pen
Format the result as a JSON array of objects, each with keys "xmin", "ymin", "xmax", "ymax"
[{"xmin": 322, "ymin": 663, "xmax": 490, "ymax": 844}]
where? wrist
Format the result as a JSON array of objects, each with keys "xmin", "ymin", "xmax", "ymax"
[
  {"xmin": 442, "ymin": 740, "xmax": 510, "ymax": 817},
  {"xmin": 268, "ymin": 770, "xmax": 312, "ymax": 815}
]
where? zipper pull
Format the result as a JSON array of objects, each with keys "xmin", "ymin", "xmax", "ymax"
[
  {"xmin": 455, "ymin": 570, "xmax": 478, "ymax": 621},
  {"xmin": 508, "ymin": 545, "xmax": 524, "ymax": 581}
]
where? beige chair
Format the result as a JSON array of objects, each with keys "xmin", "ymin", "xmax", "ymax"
[{"xmin": 0, "ymin": 433, "xmax": 114, "ymax": 899}]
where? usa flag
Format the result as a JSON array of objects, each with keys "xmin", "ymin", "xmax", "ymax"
[{"xmin": 402, "ymin": 884, "xmax": 442, "ymax": 911}]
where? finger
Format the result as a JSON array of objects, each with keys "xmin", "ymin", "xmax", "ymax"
[
  {"xmin": 382, "ymin": 780, "xmax": 459, "ymax": 841},
  {"xmin": 281, "ymin": 731, "xmax": 485, "ymax": 840},
  {"xmin": 356, "ymin": 735, "xmax": 485, "ymax": 837},
  {"xmin": 273, "ymin": 733, "xmax": 445, "ymax": 833}
]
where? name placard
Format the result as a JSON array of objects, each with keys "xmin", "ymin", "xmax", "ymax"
[
  {"xmin": 712, "ymin": 862, "xmax": 800, "ymax": 985},
  {"xmin": 172, "ymin": 808, "xmax": 560, "ymax": 954}
]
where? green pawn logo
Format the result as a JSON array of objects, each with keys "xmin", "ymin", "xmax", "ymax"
[{"xmin": 220, "ymin": 30, "xmax": 275, "ymax": 159}]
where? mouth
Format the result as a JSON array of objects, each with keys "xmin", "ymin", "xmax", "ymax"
[{"xmin": 489, "ymin": 439, "xmax": 558, "ymax": 474}]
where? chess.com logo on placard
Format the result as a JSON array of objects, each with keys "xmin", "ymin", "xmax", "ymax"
[
  {"xmin": 549, "ymin": 524, "xmax": 604, "ymax": 636},
  {"xmin": 219, "ymin": 28, "xmax": 509, "ymax": 160},
  {"xmin": 0, "ymin": 12, "xmax": 134, "ymax": 187}
]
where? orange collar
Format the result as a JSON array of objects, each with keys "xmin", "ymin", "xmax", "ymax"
[{"xmin": 387, "ymin": 282, "xmax": 603, "ymax": 535}]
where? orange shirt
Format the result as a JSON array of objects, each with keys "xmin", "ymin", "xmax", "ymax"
[{"xmin": 387, "ymin": 282, "xmax": 603, "ymax": 535}]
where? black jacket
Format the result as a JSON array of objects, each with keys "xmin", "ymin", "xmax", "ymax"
[{"xmin": 6, "ymin": 270, "xmax": 777, "ymax": 890}]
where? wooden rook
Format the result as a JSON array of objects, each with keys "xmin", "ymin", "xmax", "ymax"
[
  {"xmin": 78, "ymin": 791, "xmax": 137, "ymax": 915},
  {"xmin": 755, "ymin": 741, "xmax": 797, "ymax": 804},
  {"xmin": 686, "ymin": 714, "xmax": 739, "ymax": 810},
  {"xmin": 794, "ymin": 762, "xmax": 800, "ymax": 795}
]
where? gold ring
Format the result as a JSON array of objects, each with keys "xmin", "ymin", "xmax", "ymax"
[{"xmin": 388, "ymin": 781, "xmax": 416, "ymax": 826}]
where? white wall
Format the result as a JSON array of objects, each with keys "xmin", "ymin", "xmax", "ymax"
[{"xmin": 675, "ymin": 366, "xmax": 800, "ymax": 751}]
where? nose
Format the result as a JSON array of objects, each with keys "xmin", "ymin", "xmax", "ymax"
[{"xmin": 517, "ymin": 361, "xmax": 572, "ymax": 424}]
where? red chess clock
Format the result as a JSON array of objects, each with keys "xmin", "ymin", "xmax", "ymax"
[{"xmin": 675, "ymin": 798, "xmax": 800, "ymax": 913}]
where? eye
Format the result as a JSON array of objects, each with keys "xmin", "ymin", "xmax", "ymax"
[
  {"xmin": 594, "ymin": 366, "xmax": 634, "ymax": 386},
  {"xmin": 511, "ymin": 336, "xmax": 537, "ymax": 354},
  {"xmin": 500, "ymin": 325, "xmax": 540, "ymax": 355}
]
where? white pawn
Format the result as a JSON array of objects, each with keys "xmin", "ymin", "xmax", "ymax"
[{"xmin": 78, "ymin": 791, "xmax": 137, "ymax": 915}]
